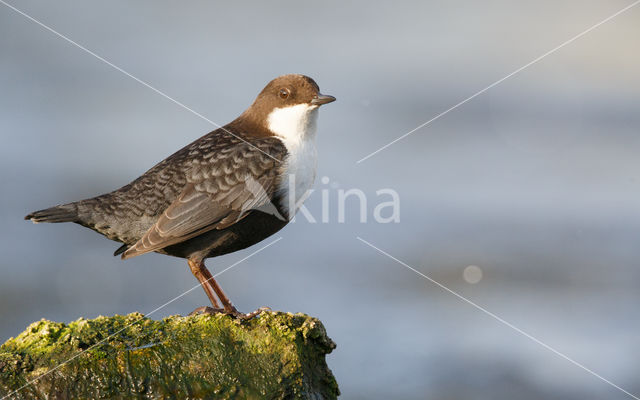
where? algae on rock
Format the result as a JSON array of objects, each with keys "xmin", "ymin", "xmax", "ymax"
[{"xmin": 0, "ymin": 311, "xmax": 339, "ymax": 399}]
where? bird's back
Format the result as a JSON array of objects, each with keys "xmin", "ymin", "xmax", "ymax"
[{"xmin": 29, "ymin": 128, "xmax": 244, "ymax": 245}]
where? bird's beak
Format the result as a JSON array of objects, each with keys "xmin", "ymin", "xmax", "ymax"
[{"xmin": 311, "ymin": 93, "xmax": 336, "ymax": 106}]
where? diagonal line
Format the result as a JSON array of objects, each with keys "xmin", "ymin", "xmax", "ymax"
[
  {"xmin": 356, "ymin": 236, "xmax": 640, "ymax": 400},
  {"xmin": 357, "ymin": 0, "xmax": 640, "ymax": 164},
  {"xmin": 0, "ymin": 0, "xmax": 281, "ymax": 163},
  {"xmin": 1, "ymin": 237, "xmax": 283, "ymax": 400}
]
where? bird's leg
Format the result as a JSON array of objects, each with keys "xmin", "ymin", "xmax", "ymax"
[
  {"xmin": 197, "ymin": 262, "xmax": 239, "ymax": 315},
  {"xmin": 188, "ymin": 259, "xmax": 222, "ymax": 312},
  {"xmin": 188, "ymin": 259, "xmax": 267, "ymax": 319},
  {"xmin": 199, "ymin": 263, "xmax": 271, "ymax": 319}
]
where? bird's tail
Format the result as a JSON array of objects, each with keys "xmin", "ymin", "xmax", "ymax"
[{"xmin": 25, "ymin": 203, "xmax": 78, "ymax": 223}]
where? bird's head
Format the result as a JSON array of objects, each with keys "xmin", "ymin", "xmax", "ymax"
[{"xmin": 239, "ymin": 74, "xmax": 335, "ymax": 141}]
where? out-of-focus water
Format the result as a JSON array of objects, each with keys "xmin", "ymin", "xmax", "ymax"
[{"xmin": 2, "ymin": 1, "xmax": 640, "ymax": 399}]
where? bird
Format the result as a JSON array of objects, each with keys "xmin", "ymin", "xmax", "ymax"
[{"xmin": 25, "ymin": 74, "xmax": 335, "ymax": 318}]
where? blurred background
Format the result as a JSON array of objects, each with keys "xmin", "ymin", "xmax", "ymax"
[{"xmin": 2, "ymin": 1, "xmax": 640, "ymax": 399}]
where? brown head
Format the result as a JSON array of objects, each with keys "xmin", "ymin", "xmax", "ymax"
[{"xmin": 233, "ymin": 74, "xmax": 335, "ymax": 138}]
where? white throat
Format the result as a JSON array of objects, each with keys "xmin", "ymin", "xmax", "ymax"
[
  {"xmin": 267, "ymin": 104, "xmax": 319, "ymax": 219},
  {"xmin": 267, "ymin": 103, "xmax": 319, "ymax": 144}
]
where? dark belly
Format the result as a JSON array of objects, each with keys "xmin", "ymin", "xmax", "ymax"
[{"xmin": 160, "ymin": 211, "xmax": 288, "ymax": 261}]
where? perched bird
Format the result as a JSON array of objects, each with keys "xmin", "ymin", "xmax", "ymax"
[{"xmin": 25, "ymin": 74, "xmax": 335, "ymax": 318}]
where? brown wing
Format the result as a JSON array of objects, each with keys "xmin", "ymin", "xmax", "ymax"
[{"xmin": 121, "ymin": 140, "xmax": 286, "ymax": 260}]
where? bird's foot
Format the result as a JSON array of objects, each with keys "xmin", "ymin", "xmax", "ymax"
[
  {"xmin": 238, "ymin": 306, "xmax": 272, "ymax": 320},
  {"xmin": 189, "ymin": 305, "xmax": 271, "ymax": 319},
  {"xmin": 222, "ymin": 305, "xmax": 272, "ymax": 320},
  {"xmin": 188, "ymin": 306, "xmax": 225, "ymax": 316}
]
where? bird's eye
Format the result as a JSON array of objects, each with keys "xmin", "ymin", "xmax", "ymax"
[{"xmin": 278, "ymin": 88, "xmax": 290, "ymax": 99}]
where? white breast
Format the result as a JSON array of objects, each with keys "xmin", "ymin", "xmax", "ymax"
[{"xmin": 267, "ymin": 103, "xmax": 319, "ymax": 219}]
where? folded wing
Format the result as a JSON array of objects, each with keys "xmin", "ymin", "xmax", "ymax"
[{"xmin": 122, "ymin": 139, "xmax": 286, "ymax": 259}]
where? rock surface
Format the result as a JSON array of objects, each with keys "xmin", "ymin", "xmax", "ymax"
[{"xmin": 0, "ymin": 311, "xmax": 339, "ymax": 399}]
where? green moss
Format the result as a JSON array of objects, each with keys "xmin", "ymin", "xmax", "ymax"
[{"xmin": 0, "ymin": 311, "xmax": 339, "ymax": 399}]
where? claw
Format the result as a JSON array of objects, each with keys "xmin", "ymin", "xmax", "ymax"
[
  {"xmin": 242, "ymin": 306, "xmax": 271, "ymax": 320},
  {"xmin": 189, "ymin": 306, "xmax": 224, "ymax": 316},
  {"xmin": 221, "ymin": 305, "xmax": 252, "ymax": 320},
  {"xmin": 189, "ymin": 305, "xmax": 271, "ymax": 319}
]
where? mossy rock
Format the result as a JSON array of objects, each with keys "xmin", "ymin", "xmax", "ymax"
[{"xmin": 0, "ymin": 311, "xmax": 339, "ymax": 399}]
